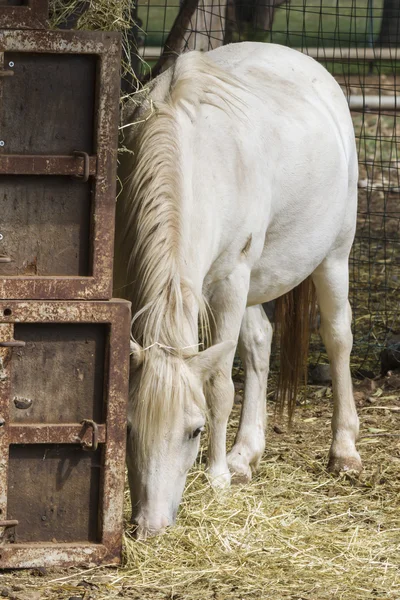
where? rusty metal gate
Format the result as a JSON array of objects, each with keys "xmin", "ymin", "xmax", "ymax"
[
  {"xmin": 0, "ymin": 4, "xmax": 131, "ymax": 567},
  {"xmin": 0, "ymin": 300, "xmax": 130, "ymax": 568},
  {"xmin": 0, "ymin": 29, "xmax": 121, "ymax": 300}
]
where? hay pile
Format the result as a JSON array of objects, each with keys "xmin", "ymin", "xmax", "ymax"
[{"xmin": 121, "ymin": 374, "xmax": 400, "ymax": 599}]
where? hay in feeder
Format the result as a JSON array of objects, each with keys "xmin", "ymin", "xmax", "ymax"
[{"xmin": 49, "ymin": 0, "xmax": 142, "ymax": 91}]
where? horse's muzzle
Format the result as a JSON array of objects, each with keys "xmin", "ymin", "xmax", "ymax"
[{"xmin": 131, "ymin": 514, "xmax": 171, "ymax": 539}]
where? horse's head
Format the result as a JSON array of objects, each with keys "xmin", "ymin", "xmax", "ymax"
[{"xmin": 126, "ymin": 340, "xmax": 233, "ymax": 538}]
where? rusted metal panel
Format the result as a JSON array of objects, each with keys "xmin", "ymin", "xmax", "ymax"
[
  {"xmin": 10, "ymin": 323, "xmax": 106, "ymax": 422},
  {"xmin": 0, "ymin": 30, "xmax": 121, "ymax": 299},
  {"xmin": 1, "ymin": 176, "xmax": 92, "ymax": 277},
  {"xmin": 0, "ymin": 299, "xmax": 131, "ymax": 568},
  {"xmin": 2, "ymin": 52, "xmax": 95, "ymax": 154},
  {"xmin": 0, "ymin": 0, "xmax": 48, "ymax": 30}
]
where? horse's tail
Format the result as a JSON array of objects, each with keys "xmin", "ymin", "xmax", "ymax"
[{"xmin": 274, "ymin": 276, "xmax": 317, "ymax": 422}]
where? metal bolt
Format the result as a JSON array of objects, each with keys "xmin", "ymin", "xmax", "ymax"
[
  {"xmin": 0, "ymin": 234, "xmax": 3, "ymax": 241},
  {"xmin": 41, "ymin": 515, "xmax": 46, "ymax": 521},
  {"xmin": 0, "ymin": 142, "xmax": 4, "ymax": 147},
  {"xmin": 8, "ymin": 61, "xmax": 14, "ymax": 68}
]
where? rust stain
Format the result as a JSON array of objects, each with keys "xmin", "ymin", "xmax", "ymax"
[
  {"xmin": 0, "ymin": 154, "xmax": 97, "ymax": 177},
  {"xmin": 0, "ymin": 323, "xmax": 13, "ymax": 534},
  {"xmin": 8, "ymin": 423, "xmax": 107, "ymax": 445}
]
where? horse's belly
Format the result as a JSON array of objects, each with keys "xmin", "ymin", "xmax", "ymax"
[
  {"xmin": 247, "ymin": 193, "xmax": 353, "ymax": 306},
  {"xmin": 248, "ymin": 250, "xmax": 319, "ymax": 305}
]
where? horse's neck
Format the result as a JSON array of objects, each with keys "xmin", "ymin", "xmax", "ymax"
[
  {"xmin": 118, "ymin": 76, "xmax": 210, "ymax": 352},
  {"xmin": 131, "ymin": 274, "xmax": 200, "ymax": 351}
]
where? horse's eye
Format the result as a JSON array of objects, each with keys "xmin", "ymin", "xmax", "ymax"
[{"xmin": 190, "ymin": 426, "xmax": 204, "ymax": 440}]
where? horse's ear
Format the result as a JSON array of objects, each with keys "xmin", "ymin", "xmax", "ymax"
[
  {"xmin": 130, "ymin": 341, "xmax": 144, "ymax": 369},
  {"xmin": 189, "ymin": 341, "xmax": 236, "ymax": 382}
]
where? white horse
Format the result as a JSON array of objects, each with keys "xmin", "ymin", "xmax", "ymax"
[{"xmin": 115, "ymin": 41, "xmax": 361, "ymax": 538}]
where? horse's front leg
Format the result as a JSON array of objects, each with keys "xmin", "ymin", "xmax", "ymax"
[
  {"xmin": 227, "ymin": 304, "xmax": 272, "ymax": 483},
  {"xmin": 206, "ymin": 267, "xmax": 250, "ymax": 487}
]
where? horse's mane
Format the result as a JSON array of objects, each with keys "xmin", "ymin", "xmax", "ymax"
[{"xmin": 115, "ymin": 52, "xmax": 242, "ymax": 454}]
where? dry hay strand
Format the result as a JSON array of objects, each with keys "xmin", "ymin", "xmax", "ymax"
[{"xmin": 48, "ymin": 0, "xmax": 142, "ymax": 92}]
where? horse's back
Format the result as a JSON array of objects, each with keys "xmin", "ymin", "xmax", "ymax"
[{"xmin": 177, "ymin": 42, "xmax": 355, "ymax": 159}]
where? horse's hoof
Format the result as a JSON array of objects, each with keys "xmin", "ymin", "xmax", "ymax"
[
  {"xmin": 327, "ymin": 455, "xmax": 362, "ymax": 474},
  {"xmin": 230, "ymin": 469, "xmax": 252, "ymax": 485},
  {"xmin": 227, "ymin": 453, "xmax": 252, "ymax": 484},
  {"xmin": 208, "ymin": 469, "xmax": 231, "ymax": 489}
]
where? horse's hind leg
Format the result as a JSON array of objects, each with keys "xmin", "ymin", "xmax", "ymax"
[
  {"xmin": 312, "ymin": 255, "xmax": 362, "ymax": 473},
  {"xmin": 227, "ymin": 305, "xmax": 272, "ymax": 483}
]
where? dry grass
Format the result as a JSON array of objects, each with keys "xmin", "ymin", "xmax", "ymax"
[{"xmin": 119, "ymin": 375, "xmax": 400, "ymax": 600}]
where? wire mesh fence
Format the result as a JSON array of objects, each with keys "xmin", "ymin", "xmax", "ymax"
[{"xmin": 133, "ymin": 0, "xmax": 400, "ymax": 375}]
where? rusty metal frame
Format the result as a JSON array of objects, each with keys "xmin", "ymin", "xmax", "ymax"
[
  {"xmin": 0, "ymin": 0, "xmax": 48, "ymax": 30},
  {"xmin": 0, "ymin": 299, "xmax": 131, "ymax": 568},
  {"xmin": 0, "ymin": 30, "xmax": 121, "ymax": 300}
]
